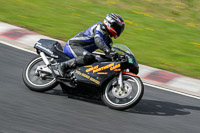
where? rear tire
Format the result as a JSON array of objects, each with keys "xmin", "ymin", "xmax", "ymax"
[
  {"xmin": 22, "ymin": 56, "xmax": 58, "ymax": 92},
  {"xmin": 102, "ymin": 75, "xmax": 144, "ymax": 110}
]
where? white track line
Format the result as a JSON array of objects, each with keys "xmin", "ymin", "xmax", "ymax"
[
  {"xmin": 0, "ymin": 40, "xmax": 199, "ymax": 100},
  {"xmin": 0, "ymin": 40, "xmax": 36, "ymax": 54},
  {"xmin": 144, "ymin": 83, "xmax": 200, "ymax": 100}
]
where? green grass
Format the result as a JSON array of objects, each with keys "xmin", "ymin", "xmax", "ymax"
[{"xmin": 0, "ymin": 0, "xmax": 199, "ymax": 78}]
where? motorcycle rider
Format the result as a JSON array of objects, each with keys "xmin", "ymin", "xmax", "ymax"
[{"xmin": 58, "ymin": 13, "xmax": 125, "ymax": 77}]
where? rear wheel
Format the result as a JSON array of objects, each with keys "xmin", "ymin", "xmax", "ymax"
[
  {"xmin": 22, "ymin": 56, "xmax": 58, "ymax": 92},
  {"xmin": 102, "ymin": 75, "xmax": 144, "ymax": 110}
]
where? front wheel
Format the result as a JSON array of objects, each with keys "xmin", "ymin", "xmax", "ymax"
[
  {"xmin": 102, "ymin": 75, "xmax": 144, "ymax": 110},
  {"xmin": 22, "ymin": 56, "xmax": 58, "ymax": 92}
]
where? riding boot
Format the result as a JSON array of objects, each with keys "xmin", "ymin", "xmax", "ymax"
[
  {"xmin": 58, "ymin": 54, "xmax": 95, "ymax": 77},
  {"xmin": 58, "ymin": 56, "xmax": 86, "ymax": 77},
  {"xmin": 58, "ymin": 58, "xmax": 76, "ymax": 77}
]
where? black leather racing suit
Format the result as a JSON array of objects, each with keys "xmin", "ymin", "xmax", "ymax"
[{"xmin": 64, "ymin": 22, "xmax": 112, "ymax": 66}]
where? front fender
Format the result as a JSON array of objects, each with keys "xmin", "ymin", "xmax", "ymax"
[{"xmin": 122, "ymin": 71, "xmax": 139, "ymax": 77}]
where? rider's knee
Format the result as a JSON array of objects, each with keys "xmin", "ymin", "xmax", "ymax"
[{"xmin": 83, "ymin": 52, "xmax": 96, "ymax": 64}]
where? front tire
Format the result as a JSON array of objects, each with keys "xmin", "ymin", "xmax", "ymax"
[
  {"xmin": 22, "ymin": 56, "xmax": 58, "ymax": 92},
  {"xmin": 102, "ymin": 75, "xmax": 144, "ymax": 110}
]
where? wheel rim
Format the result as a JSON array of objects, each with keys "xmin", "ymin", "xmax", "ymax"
[
  {"xmin": 25, "ymin": 57, "xmax": 56, "ymax": 87},
  {"xmin": 105, "ymin": 75, "xmax": 141, "ymax": 107}
]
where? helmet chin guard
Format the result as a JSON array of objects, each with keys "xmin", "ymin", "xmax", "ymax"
[{"xmin": 104, "ymin": 20, "xmax": 118, "ymax": 38}]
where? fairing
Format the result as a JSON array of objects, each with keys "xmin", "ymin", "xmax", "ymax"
[{"xmin": 74, "ymin": 62, "xmax": 122, "ymax": 87}]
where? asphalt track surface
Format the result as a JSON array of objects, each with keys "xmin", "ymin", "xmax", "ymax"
[{"xmin": 0, "ymin": 43, "xmax": 200, "ymax": 133}]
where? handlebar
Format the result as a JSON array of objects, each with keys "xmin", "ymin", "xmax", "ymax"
[{"xmin": 110, "ymin": 52, "xmax": 128, "ymax": 62}]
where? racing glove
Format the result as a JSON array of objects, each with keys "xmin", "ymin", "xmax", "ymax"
[{"xmin": 109, "ymin": 51, "xmax": 119, "ymax": 61}]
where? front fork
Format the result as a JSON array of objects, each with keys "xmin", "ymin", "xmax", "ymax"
[{"xmin": 118, "ymin": 71, "xmax": 124, "ymax": 90}]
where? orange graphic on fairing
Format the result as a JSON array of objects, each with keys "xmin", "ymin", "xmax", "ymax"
[
  {"xmin": 110, "ymin": 64, "xmax": 120, "ymax": 71},
  {"xmin": 97, "ymin": 72, "xmax": 108, "ymax": 74},
  {"xmin": 86, "ymin": 65, "xmax": 99, "ymax": 72},
  {"xmin": 76, "ymin": 70, "xmax": 100, "ymax": 85},
  {"xmin": 93, "ymin": 63, "xmax": 114, "ymax": 73},
  {"xmin": 85, "ymin": 63, "xmax": 121, "ymax": 73}
]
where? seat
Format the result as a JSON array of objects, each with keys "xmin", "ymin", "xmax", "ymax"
[{"xmin": 54, "ymin": 42, "xmax": 64, "ymax": 52}]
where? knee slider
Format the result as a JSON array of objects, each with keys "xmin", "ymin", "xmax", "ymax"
[{"xmin": 83, "ymin": 53, "xmax": 96, "ymax": 64}]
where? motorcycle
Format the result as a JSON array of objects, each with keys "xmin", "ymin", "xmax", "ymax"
[{"xmin": 22, "ymin": 39, "xmax": 144, "ymax": 110}]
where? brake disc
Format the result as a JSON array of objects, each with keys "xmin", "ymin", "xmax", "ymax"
[{"xmin": 112, "ymin": 81, "xmax": 133, "ymax": 98}]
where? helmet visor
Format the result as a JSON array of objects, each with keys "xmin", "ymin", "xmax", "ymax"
[{"xmin": 111, "ymin": 22, "xmax": 124, "ymax": 37}]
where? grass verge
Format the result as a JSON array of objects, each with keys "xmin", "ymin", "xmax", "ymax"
[{"xmin": 0, "ymin": 0, "xmax": 199, "ymax": 78}]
